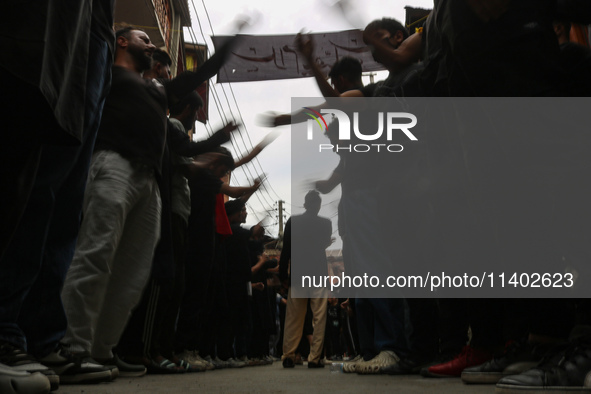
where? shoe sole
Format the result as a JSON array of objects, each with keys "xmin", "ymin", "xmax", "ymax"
[
  {"xmin": 343, "ymin": 364, "xmax": 359, "ymax": 373},
  {"xmin": 463, "ymin": 360, "xmax": 541, "ymax": 385},
  {"xmin": 178, "ymin": 361, "xmax": 207, "ymax": 373},
  {"xmin": 357, "ymin": 361, "xmax": 400, "ymax": 374},
  {"xmin": 107, "ymin": 366, "xmax": 119, "ymax": 379},
  {"xmin": 45, "ymin": 375, "xmax": 59, "ymax": 391},
  {"xmin": 462, "ymin": 371, "xmax": 504, "ymax": 384},
  {"xmin": 8, "ymin": 367, "xmax": 59, "ymax": 391},
  {"xmin": 187, "ymin": 361, "xmax": 212, "ymax": 370},
  {"xmin": 357, "ymin": 367, "xmax": 378, "ymax": 374},
  {"xmin": 118, "ymin": 369, "xmax": 147, "ymax": 378},
  {"xmin": 420, "ymin": 368, "xmax": 460, "ymax": 378},
  {"xmin": 495, "ymin": 383, "xmax": 591, "ymax": 393},
  {"xmin": 357, "ymin": 365, "xmax": 390, "ymax": 375},
  {"xmin": 0, "ymin": 372, "xmax": 51, "ymax": 394},
  {"xmin": 383, "ymin": 364, "xmax": 429, "ymax": 375},
  {"xmin": 381, "ymin": 366, "xmax": 411, "ymax": 375},
  {"xmin": 184, "ymin": 367, "xmax": 206, "ymax": 373},
  {"xmin": 59, "ymin": 370, "xmax": 113, "ymax": 384}
]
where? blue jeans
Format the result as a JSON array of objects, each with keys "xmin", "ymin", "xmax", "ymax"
[
  {"xmin": 341, "ymin": 187, "xmax": 409, "ymax": 358},
  {"xmin": 0, "ymin": 31, "xmax": 111, "ymax": 357},
  {"xmin": 355, "ymin": 298, "xmax": 409, "ymax": 359}
]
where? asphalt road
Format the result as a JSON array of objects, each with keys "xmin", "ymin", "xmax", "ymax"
[{"xmin": 55, "ymin": 361, "xmax": 499, "ymax": 393}]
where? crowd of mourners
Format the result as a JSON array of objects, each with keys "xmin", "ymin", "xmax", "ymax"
[{"xmin": 2, "ymin": 0, "xmax": 591, "ymax": 393}]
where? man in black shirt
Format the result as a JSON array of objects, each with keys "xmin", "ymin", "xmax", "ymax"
[
  {"xmin": 223, "ymin": 199, "xmax": 265, "ymax": 365},
  {"xmin": 280, "ymin": 191, "xmax": 332, "ymax": 369},
  {"xmin": 116, "ymin": 48, "xmax": 233, "ymax": 373},
  {"xmin": 60, "ymin": 26, "xmax": 238, "ymax": 375}
]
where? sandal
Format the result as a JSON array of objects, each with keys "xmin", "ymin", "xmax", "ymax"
[{"xmin": 146, "ymin": 356, "xmax": 185, "ymax": 374}]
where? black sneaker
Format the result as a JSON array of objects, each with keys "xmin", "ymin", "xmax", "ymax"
[
  {"xmin": 282, "ymin": 358, "xmax": 295, "ymax": 368},
  {"xmin": 382, "ymin": 355, "xmax": 436, "ymax": 375},
  {"xmin": 307, "ymin": 361, "xmax": 325, "ymax": 369},
  {"xmin": 0, "ymin": 341, "xmax": 59, "ymax": 391},
  {"xmin": 496, "ymin": 342, "xmax": 591, "ymax": 392},
  {"xmin": 39, "ymin": 346, "xmax": 112, "ymax": 385},
  {"xmin": 461, "ymin": 339, "xmax": 546, "ymax": 384}
]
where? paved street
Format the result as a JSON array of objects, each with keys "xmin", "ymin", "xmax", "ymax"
[{"xmin": 56, "ymin": 362, "xmax": 498, "ymax": 393}]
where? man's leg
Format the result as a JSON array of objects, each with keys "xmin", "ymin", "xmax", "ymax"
[
  {"xmin": 371, "ymin": 298, "xmax": 409, "ymax": 358},
  {"xmin": 61, "ymin": 151, "xmax": 154, "ymax": 354},
  {"xmin": 175, "ymin": 224, "xmax": 215, "ymax": 353},
  {"xmin": 91, "ymin": 171, "xmax": 161, "ymax": 360},
  {"xmin": 159, "ymin": 213, "xmax": 187, "ymax": 360},
  {"xmin": 282, "ymin": 288, "xmax": 308, "ymax": 363},
  {"xmin": 0, "ymin": 66, "xmax": 49, "ymax": 260},
  {"xmin": 308, "ymin": 292, "xmax": 328, "ymax": 364},
  {"xmin": 354, "ymin": 298, "xmax": 375, "ymax": 359},
  {"xmin": 17, "ymin": 136, "xmax": 97, "ymax": 358},
  {"xmin": 18, "ymin": 32, "xmax": 111, "ymax": 357}
]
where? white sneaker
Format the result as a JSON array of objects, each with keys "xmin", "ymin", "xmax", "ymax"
[
  {"xmin": 344, "ymin": 354, "xmax": 362, "ymax": 363},
  {"xmin": 202, "ymin": 355, "xmax": 218, "ymax": 370},
  {"xmin": 238, "ymin": 356, "xmax": 254, "ymax": 367},
  {"xmin": 356, "ymin": 350, "xmax": 399, "ymax": 374},
  {"xmin": 250, "ymin": 357, "xmax": 266, "ymax": 366},
  {"xmin": 1, "ymin": 343, "xmax": 60, "ymax": 389},
  {"xmin": 226, "ymin": 358, "xmax": 246, "ymax": 368},
  {"xmin": 180, "ymin": 350, "xmax": 210, "ymax": 370},
  {"xmin": 0, "ymin": 362, "xmax": 50, "ymax": 394},
  {"xmin": 213, "ymin": 357, "xmax": 229, "ymax": 369},
  {"xmin": 193, "ymin": 352, "xmax": 215, "ymax": 370},
  {"xmin": 343, "ymin": 356, "xmax": 365, "ymax": 373}
]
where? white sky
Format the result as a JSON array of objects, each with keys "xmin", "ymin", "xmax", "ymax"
[{"xmin": 184, "ymin": 0, "xmax": 433, "ymax": 246}]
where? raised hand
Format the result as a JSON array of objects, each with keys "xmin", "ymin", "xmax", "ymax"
[
  {"xmin": 218, "ymin": 121, "xmax": 240, "ymax": 137},
  {"xmin": 295, "ymin": 32, "xmax": 314, "ymax": 61}
]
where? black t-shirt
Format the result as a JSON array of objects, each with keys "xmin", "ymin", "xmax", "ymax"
[
  {"xmin": 225, "ymin": 223, "xmax": 255, "ymax": 285},
  {"xmin": 95, "ymin": 37, "xmax": 238, "ymax": 172},
  {"xmin": 167, "ymin": 118, "xmax": 230, "ymax": 157},
  {"xmin": 249, "ymin": 239, "xmax": 266, "ymax": 284},
  {"xmin": 185, "ymin": 170, "xmax": 223, "ymax": 264},
  {"xmin": 359, "ymin": 64, "xmax": 424, "ymax": 98},
  {"xmin": 280, "ymin": 213, "xmax": 332, "ymax": 285},
  {"xmin": 95, "ymin": 66, "xmax": 168, "ymax": 172},
  {"xmin": 421, "ymin": 0, "xmax": 563, "ymax": 96}
]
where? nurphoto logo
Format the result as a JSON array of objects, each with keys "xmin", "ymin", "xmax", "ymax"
[{"xmin": 304, "ymin": 107, "xmax": 418, "ymax": 153}]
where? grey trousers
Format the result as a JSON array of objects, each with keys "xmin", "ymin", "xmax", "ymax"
[{"xmin": 62, "ymin": 150, "xmax": 161, "ymax": 359}]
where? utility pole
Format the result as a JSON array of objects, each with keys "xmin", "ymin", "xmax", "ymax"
[
  {"xmin": 278, "ymin": 200, "xmax": 284, "ymax": 239},
  {"xmin": 364, "ymin": 71, "xmax": 377, "ymax": 84}
]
